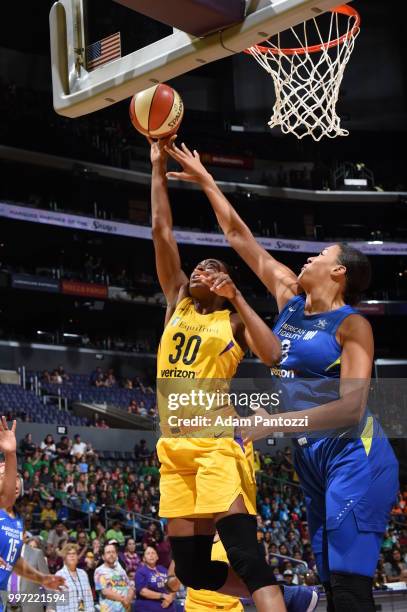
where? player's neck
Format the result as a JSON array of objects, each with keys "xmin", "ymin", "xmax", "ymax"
[
  {"xmin": 192, "ymin": 296, "xmax": 224, "ymax": 314},
  {"xmin": 304, "ymin": 286, "xmax": 345, "ymax": 315},
  {"xmin": 4, "ymin": 506, "xmax": 15, "ymax": 517}
]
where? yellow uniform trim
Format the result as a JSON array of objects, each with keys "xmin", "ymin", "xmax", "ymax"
[{"xmin": 361, "ymin": 416, "xmax": 374, "ymax": 456}]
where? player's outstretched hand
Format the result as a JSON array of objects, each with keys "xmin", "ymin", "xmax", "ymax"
[
  {"xmin": 165, "ymin": 142, "xmax": 213, "ymax": 186},
  {"xmin": 196, "ymin": 270, "xmax": 237, "ymax": 301},
  {"xmin": 148, "ymin": 135, "xmax": 177, "ymax": 167},
  {"xmin": 41, "ymin": 574, "xmax": 67, "ymax": 591},
  {"xmin": 0, "ymin": 417, "xmax": 16, "ymax": 455}
]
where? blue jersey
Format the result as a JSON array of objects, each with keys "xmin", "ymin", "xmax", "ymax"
[
  {"xmin": 0, "ymin": 509, "xmax": 24, "ymax": 591},
  {"xmin": 272, "ymin": 294, "xmax": 362, "ymax": 439},
  {"xmin": 273, "ymin": 294, "xmax": 357, "ymax": 381}
]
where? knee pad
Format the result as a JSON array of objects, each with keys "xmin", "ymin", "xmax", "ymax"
[
  {"xmin": 216, "ymin": 513, "xmax": 276, "ymax": 594},
  {"xmin": 169, "ymin": 535, "xmax": 228, "ymax": 591},
  {"xmin": 331, "ymin": 572, "xmax": 375, "ymax": 612}
]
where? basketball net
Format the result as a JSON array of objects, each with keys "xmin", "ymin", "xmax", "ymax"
[{"xmin": 246, "ymin": 5, "xmax": 360, "ymax": 141}]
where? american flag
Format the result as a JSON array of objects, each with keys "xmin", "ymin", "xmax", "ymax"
[{"xmin": 86, "ymin": 32, "xmax": 121, "ymax": 72}]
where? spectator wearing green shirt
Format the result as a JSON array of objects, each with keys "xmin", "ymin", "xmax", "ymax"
[{"xmin": 105, "ymin": 520, "xmax": 125, "ymax": 546}]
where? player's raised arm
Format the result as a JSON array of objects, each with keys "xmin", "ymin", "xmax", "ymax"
[
  {"xmin": 0, "ymin": 417, "xmax": 17, "ymax": 509},
  {"xmin": 149, "ymin": 137, "xmax": 188, "ymax": 318},
  {"xmin": 165, "ymin": 142, "xmax": 299, "ymax": 311}
]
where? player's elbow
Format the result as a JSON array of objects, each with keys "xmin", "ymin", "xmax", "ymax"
[
  {"xmin": 346, "ymin": 401, "xmax": 366, "ymax": 426},
  {"xmin": 259, "ymin": 343, "xmax": 281, "ymax": 367}
]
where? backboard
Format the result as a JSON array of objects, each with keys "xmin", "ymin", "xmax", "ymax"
[{"xmin": 50, "ymin": 0, "xmax": 344, "ymax": 118}]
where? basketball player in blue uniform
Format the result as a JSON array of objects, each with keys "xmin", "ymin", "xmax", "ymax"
[
  {"xmin": 165, "ymin": 142, "xmax": 399, "ymax": 612},
  {"xmin": 0, "ymin": 418, "xmax": 65, "ymax": 609}
]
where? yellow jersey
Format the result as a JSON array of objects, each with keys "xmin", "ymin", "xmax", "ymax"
[
  {"xmin": 157, "ymin": 297, "xmax": 244, "ymax": 436},
  {"xmin": 157, "ymin": 297, "xmax": 243, "ymax": 380},
  {"xmin": 185, "ymin": 539, "xmax": 243, "ymax": 611}
]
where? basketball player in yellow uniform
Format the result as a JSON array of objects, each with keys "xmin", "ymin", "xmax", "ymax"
[{"xmin": 149, "ymin": 136, "xmax": 286, "ymax": 612}]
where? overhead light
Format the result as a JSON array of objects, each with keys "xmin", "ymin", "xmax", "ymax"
[
  {"xmin": 63, "ymin": 333, "xmax": 80, "ymax": 338},
  {"xmin": 367, "ymin": 241, "xmax": 383, "ymax": 245},
  {"xmin": 366, "ymin": 300, "xmax": 379, "ymax": 304}
]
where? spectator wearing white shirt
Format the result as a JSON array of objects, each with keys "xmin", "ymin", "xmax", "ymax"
[
  {"xmin": 40, "ymin": 434, "xmax": 57, "ymax": 459},
  {"xmin": 71, "ymin": 435, "xmax": 87, "ymax": 458},
  {"xmin": 54, "ymin": 543, "xmax": 94, "ymax": 611}
]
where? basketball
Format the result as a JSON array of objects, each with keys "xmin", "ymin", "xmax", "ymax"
[{"xmin": 129, "ymin": 84, "xmax": 184, "ymax": 138}]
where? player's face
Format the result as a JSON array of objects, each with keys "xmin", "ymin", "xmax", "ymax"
[
  {"xmin": 0, "ymin": 466, "xmax": 20, "ymax": 500},
  {"xmin": 298, "ymin": 244, "xmax": 343, "ymax": 288},
  {"xmin": 189, "ymin": 259, "xmax": 227, "ymax": 298}
]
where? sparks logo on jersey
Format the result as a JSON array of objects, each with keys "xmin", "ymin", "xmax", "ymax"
[
  {"xmin": 315, "ymin": 319, "xmax": 328, "ymax": 329},
  {"xmin": 171, "ymin": 316, "xmax": 181, "ymax": 327}
]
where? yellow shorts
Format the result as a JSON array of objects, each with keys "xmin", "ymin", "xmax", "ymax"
[
  {"xmin": 185, "ymin": 589, "xmax": 244, "ymax": 611},
  {"xmin": 157, "ymin": 438, "xmax": 256, "ymax": 518}
]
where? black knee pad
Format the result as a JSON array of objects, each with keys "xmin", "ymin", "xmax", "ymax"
[
  {"xmin": 169, "ymin": 535, "xmax": 228, "ymax": 591},
  {"xmin": 331, "ymin": 572, "xmax": 375, "ymax": 612},
  {"xmin": 216, "ymin": 513, "xmax": 276, "ymax": 594}
]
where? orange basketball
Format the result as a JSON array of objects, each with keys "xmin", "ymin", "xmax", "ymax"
[{"xmin": 129, "ymin": 84, "xmax": 184, "ymax": 138}]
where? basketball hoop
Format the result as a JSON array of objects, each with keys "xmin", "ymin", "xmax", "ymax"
[{"xmin": 245, "ymin": 5, "xmax": 360, "ymax": 141}]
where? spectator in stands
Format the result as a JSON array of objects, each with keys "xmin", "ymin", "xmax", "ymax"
[
  {"xmin": 55, "ymin": 543, "xmax": 94, "ymax": 611},
  {"xmin": 138, "ymin": 401, "xmax": 148, "ymax": 417},
  {"xmin": 128, "ymin": 399, "xmax": 139, "ymax": 415},
  {"xmin": 104, "ymin": 369, "xmax": 117, "ymax": 387},
  {"xmin": 56, "ymin": 365, "xmax": 70, "ymax": 382},
  {"xmin": 134, "ymin": 439, "xmax": 150, "ymax": 460},
  {"xmin": 123, "ymin": 378, "xmax": 133, "ymax": 390},
  {"xmin": 134, "ymin": 546, "xmax": 176, "ymax": 611},
  {"xmin": 105, "ymin": 520, "xmax": 125, "ymax": 547},
  {"xmin": 76, "ymin": 531, "xmax": 90, "ymax": 569},
  {"xmin": 19, "ymin": 433, "xmax": 36, "ymax": 456},
  {"xmin": 89, "ymin": 367, "xmax": 103, "ymax": 385},
  {"xmin": 95, "ymin": 373, "xmax": 106, "ymax": 387},
  {"xmin": 96, "ymin": 418, "xmax": 109, "ymax": 429},
  {"xmin": 48, "ymin": 522, "xmax": 69, "ymax": 553},
  {"xmin": 142, "ymin": 523, "xmax": 160, "ymax": 551},
  {"xmin": 94, "ymin": 542, "xmax": 134, "ymax": 611},
  {"xmin": 40, "ymin": 370, "xmax": 52, "ymax": 383},
  {"xmin": 71, "ymin": 434, "xmax": 87, "ymax": 458},
  {"xmin": 45, "ymin": 543, "xmax": 63, "ymax": 574},
  {"xmin": 40, "ymin": 434, "xmax": 57, "ymax": 459},
  {"xmin": 56, "ymin": 435, "xmax": 71, "ymax": 459},
  {"xmin": 148, "ymin": 527, "xmax": 167, "ymax": 565},
  {"xmin": 384, "ymin": 548, "xmax": 407, "ymax": 582},
  {"xmin": 283, "ymin": 569, "xmax": 295, "ymax": 586},
  {"xmin": 120, "ymin": 538, "xmax": 141, "ymax": 575},
  {"xmin": 40, "ymin": 519, "xmax": 54, "ymax": 543},
  {"xmin": 40, "ymin": 500, "xmax": 57, "ymax": 523},
  {"xmin": 51, "ymin": 369, "xmax": 63, "ymax": 384}
]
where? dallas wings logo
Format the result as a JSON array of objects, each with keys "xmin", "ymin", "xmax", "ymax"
[{"xmin": 315, "ymin": 319, "xmax": 328, "ymax": 329}]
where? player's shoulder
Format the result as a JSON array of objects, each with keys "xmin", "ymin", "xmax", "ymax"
[{"xmin": 338, "ymin": 312, "xmax": 372, "ymax": 341}]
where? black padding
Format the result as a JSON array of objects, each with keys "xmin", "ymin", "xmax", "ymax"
[
  {"xmin": 170, "ymin": 535, "xmax": 228, "ymax": 591},
  {"xmin": 216, "ymin": 513, "xmax": 277, "ymax": 594}
]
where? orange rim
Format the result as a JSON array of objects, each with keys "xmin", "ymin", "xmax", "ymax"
[{"xmin": 244, "ymin": 4, "xmax": 360, "ymax": 56}]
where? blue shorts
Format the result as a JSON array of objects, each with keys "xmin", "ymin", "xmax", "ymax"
[{"xmin": 294, "ymin": 417, "xmax": 399, "ymax": 581}]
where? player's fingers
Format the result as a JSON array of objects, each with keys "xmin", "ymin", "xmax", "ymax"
[
  {"xmin": 146, "ymin": 136, "xmax": 154, "ymax": 145},
  {"xmin": 169, "ymin": 141, "xmax": 186, "ymax": 157},
  {"xmin": 0, "ymin": 416, "xmax": 5, "ymax": 431},
  {"xmin": 181, "ymin": 142, "xmax": 193, "ymax": 157},
  {"xmin": 193, "ymin": 149, "xmax": 200, "ymax": 159},
  {"xmin": 11, "ymin": 420, "xmax": 16, "ymax": 434}
]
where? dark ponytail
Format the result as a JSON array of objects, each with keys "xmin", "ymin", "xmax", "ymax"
[{"xmin": 337, "ymin": 243, "xmax": 372, "ymax": 306}]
